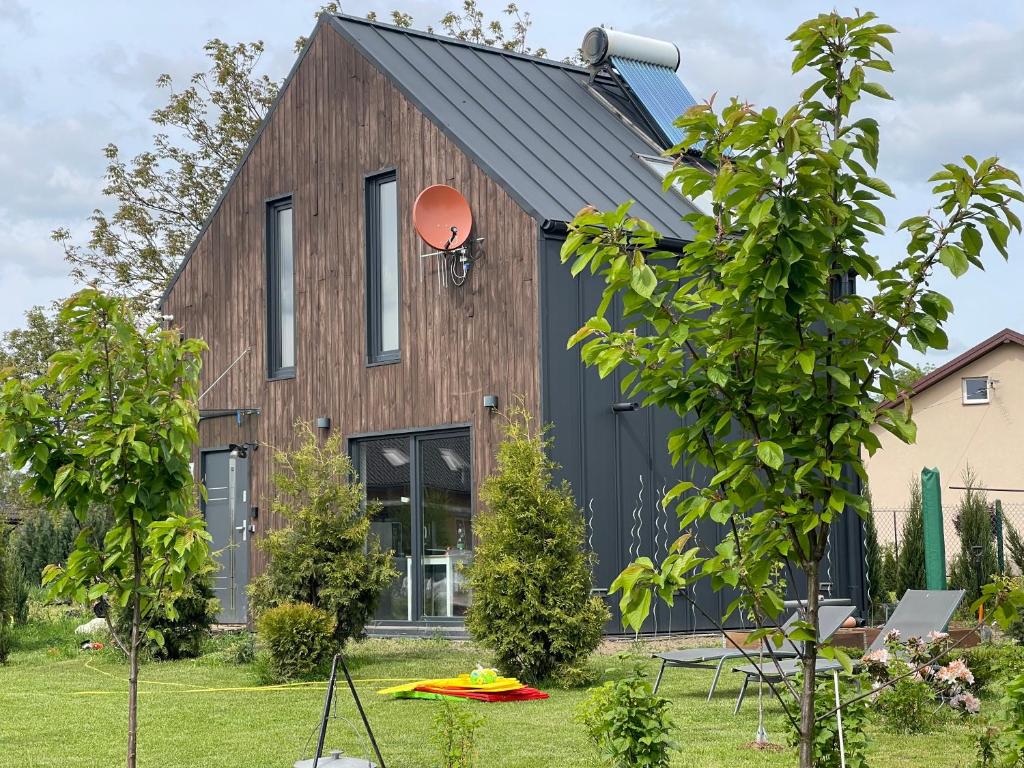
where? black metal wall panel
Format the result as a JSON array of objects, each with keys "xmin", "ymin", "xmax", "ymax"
[{"xmin": 539, "ymin": 233, "xmax": 867, "ymax": 634}]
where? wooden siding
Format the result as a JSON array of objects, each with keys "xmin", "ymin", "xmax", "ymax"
[{"xmin": 164, "ymin": 25, "xmax": 541, "ymax": 575}]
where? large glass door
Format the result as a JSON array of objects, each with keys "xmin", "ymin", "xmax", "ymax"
[
  {"xmin": 360, "ymin": 436, "xmax": 413, "ymax": 621},
  {"xmin": 419, "ymin": 433, "xmax": 472, "ymax": 618},
  {"xmin": 357, "ymin": 429, "xmax": 472, "ymax": 623}
]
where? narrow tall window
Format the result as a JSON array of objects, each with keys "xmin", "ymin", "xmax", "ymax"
[
  {"xmin": 267, "ymin": 197, "xmax": 295, "ymax": 378},
  {"xmin": 367, "ymin": 171, "xmax": 400, "ymax": 363}
]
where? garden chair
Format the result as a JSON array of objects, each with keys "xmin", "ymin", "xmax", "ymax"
[
  {"xmin": 729, "ymin": 589, "xmax": 965, "ymax": 714},
  {"xmin": 652, "ymin": 603, "xmax": 855, "ymax": 699}
]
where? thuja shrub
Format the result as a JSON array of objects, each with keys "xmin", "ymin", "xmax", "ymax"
[
  {"xmin": 258, "ymin": 424, "xmax": 394, "ymax": 645},
  {"xmin": 466, "ymin": 406, "xmax": 608, "ymax": 685},
  {"xmin": 257, "ymin": 602, "xmax": 335, "ymax": 681}
]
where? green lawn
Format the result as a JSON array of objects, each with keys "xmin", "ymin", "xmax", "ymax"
[{"xmin": 1, "ymin": 615, "xmax": 979, "ymax": 768}]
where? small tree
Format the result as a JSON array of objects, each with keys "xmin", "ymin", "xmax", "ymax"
[
  {"xmin": 466, "ymin": 406, "xmax": 608, "ymax": 684},
  {"xmin": 0, "ymin": 290, "xmax": 211, "ymax": 768},
  {"xmin": 560, "ymin": 11, "xmax": 1021, "ymax": 765},
  {"xmin": 880, "ymin": 544, "xmax": 898, "ymax": 600},
  {"xmin": 950, "ymin": 471, "xmax": 999, "ymax": 605},
  {"xmin": 0, "ymin": 527, "xmax": 15, "ymax": 663},
  {"xmin": 255, "ymin": 423, "xmax": 394, "ymax": 645},
  {"xmin": 896, "ymin": 477, "xmax": 927, "ymax": 597}
]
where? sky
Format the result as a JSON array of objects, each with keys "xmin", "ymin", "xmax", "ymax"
[{"xmin": 1, "ymin": 0, "xmax": 1022, "ymax": 366}]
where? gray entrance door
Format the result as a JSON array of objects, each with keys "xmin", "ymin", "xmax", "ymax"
[{"xmin": 202, "ymin": 449, "xmax": 250, "ymax": 624}]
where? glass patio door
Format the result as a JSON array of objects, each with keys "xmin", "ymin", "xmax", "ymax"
[
  {"xmin": 358, "ymin": 429, "xmax": 472, "ymax": 623},
  {"xmin": 419, "ymin": 433, "xmax": 472, "ymax": 618}
]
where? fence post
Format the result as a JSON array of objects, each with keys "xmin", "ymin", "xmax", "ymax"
[
  {"xmin": 995, "ymin": 499, "xmax": 1006, "ymax": 574},
  {"xmin": 892, "ymin": 507, "xmax": 899, "ymax": 564},
  {"xmin": 921, "ymin": 467, "xmax": 946, "ymax": 590}
]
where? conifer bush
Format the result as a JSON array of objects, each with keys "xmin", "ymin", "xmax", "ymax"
[
  {"xmin": 950, "ymin": 472, "xmax": 999, "ymax": 604},
  {"xmin": 466, "ymin": 406, "xmax": 608, "ymax": 685},
  {"xmin": 0, "ymin": 528, "xmax": 13, "ymax": 663},
  {"xmin": 257, "ymin": 424, "xmax": 394, "ymax": 645},
  {"xmin": 257, "ymin": 602, "xmax": 335, "ymax": 681},
  {"xmin": 896, "ymin": 477, "xmax": 927, "ymax": 597}
]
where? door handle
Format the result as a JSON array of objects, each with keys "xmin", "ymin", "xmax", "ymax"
[{"xmin": 235, "ymin": 523, "xmax": 248, "ymax": 542}]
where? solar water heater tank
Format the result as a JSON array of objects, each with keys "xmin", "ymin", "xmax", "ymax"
[{"xmin": 581, "ymin": 27, "xmax": 680, "ymax": 70}]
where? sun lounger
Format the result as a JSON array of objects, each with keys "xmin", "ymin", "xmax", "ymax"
[
  {"xmin": 652, "ymin": 603, "xmax": 854, "ymax": 699},
  {"xmin": 729, "ymin": 589, "xmax": 965, "ymax": 714}
]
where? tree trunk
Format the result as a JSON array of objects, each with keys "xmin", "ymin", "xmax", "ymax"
[
  {"xmin": 798, "ymin": 560, "xmax": 820, "ymax": 768},
  {"xmin": 127, "ymin": 517, "xmax": 142, "ymax": 768},
  {"xmin": 127, "ymin": 591, "xmax": 140, "ymax": 768}
]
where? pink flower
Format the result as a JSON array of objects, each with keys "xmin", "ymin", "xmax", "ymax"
[
  {"xmin": 863, "ymin": 648, "xmax": 890, "ymax": 666},
  {"xmin": 951, "ymin": 692, "xmax": 981, "ymax": 714},
  {"xmin": 937, "ymin": 659, "xmax": 975, "ymax": 686},
  {"xmin": 884, "ymin": 629, "xmax": 902, "ymax": 644},
  {"xmin": 926, "ymin": 631, "xmax": 949, "ymax": 643}
]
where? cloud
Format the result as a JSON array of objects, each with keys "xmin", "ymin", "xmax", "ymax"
[
  {"xmin": 0, "ymin": 115, "xmax": 107, "ymax": 222},
  {"xmin": 0, "ymin": 0, "xmax": 33, "ymax": 35}
]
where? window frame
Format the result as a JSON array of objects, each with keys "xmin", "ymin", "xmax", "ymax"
[
  {"xmin": 266, "ymin": 195, "xmax": 296, "ymax": 380},
  {"xmin": 962, "ymin": 376, "xmax": 990, "ymax": 405},
  {"xmin": 365, "ymin": 168, "xmax": 401, "ymax": 366}
]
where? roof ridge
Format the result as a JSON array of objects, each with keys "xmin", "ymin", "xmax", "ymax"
[
  {"xmin": 880, "ymin": 327, "xmax": 1024, "ymax": 409},
  {"xmin": 332, "ymin": 12, "xmax": 590, "ymax": 74}
]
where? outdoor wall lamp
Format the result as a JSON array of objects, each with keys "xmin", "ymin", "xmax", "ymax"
[
  {"xmin": 315, "ymin": 416, "xmax": 331, "ymax": 430},
  {"xmin": 612, "ymin": 401, "xmax": 640, "ymax": 413},
  {"xmin": 483, "ymin": 394, "xmax": 498, "ymax": 411}
]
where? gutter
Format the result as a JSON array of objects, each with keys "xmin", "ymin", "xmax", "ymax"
[{"xmin": 541, "ymin": 219, "xmax": 689, "ymax": 252}]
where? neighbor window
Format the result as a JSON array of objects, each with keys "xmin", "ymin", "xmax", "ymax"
[
  {"xmin": 267, "ymin": 197, "xmax": 295, "ymax": 378},
  {"xmin": 963, "ymin": 376, "xmax": 989, "ymax": 404},
  {"xmin": 366, "ymin": 171, "xmax": 400, "ymax": 363}
]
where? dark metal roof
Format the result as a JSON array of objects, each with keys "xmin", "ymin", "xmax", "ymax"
[
  {"xmin": 160, "ymin": 15, "xmax": 696, "ymax": 308},
  {"xmin": 326, "ymin": 14, "xmax": 697, "ymax": 240}
]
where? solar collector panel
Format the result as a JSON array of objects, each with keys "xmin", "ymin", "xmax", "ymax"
[{"xmin": 611, "ymin": 57, "xmax": 698, "ymax": 148}]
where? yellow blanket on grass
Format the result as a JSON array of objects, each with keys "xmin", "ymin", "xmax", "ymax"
[{"xmin": 378, "ymin": 674, "xmax": 524, "ymax": 695}]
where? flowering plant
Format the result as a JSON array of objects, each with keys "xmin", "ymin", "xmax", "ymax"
[{"xmin": 862, "ymin": 629, "xmax": 979, "ymax": 716}]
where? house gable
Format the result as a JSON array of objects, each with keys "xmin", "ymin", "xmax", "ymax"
[
  {"xmin": 162, "ymin": 15, "xmax": 542, "ymax": 573},
  {"xmin": 866, "ymin": 330, "xmax": 1024, "ymax": 510}
]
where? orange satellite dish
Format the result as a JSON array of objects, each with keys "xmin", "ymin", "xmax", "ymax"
[{"xmin": 413, "ymin": 184, "xmax": 473, "ymax": 250}]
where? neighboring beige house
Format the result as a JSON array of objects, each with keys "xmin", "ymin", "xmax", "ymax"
[{"xmin": 865, "ymin": 328, "xmax": 1024, "ymax": 518}]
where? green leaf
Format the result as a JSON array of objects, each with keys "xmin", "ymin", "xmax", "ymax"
[
  {"xmin": 748, "ymin": 198, "xmax": 774, "ymax": 227},
  {"xmin": 797, "ymin": 349, "xmax": 815, "ymax": 375},
  {"xmin": 861, "ymin": 81, "xmax": 893, "ymax": 100},
  {"xmin": 630, "ymin": 265, "xmax": 657, "ymax": 299},
  {"xmin": 756, "ymin": 441, "xmax": 784, "ymax": 470},
  {"xmin": 939, "ymin": 244, "xmax": 969, "ymax": 277},
  {"xmin": 961, "ymin": 225, "xmax": 983, "ymax": 257},
  {"xmin": 829, "ymin": 422, "xmax": 850, "ymax": 444}
]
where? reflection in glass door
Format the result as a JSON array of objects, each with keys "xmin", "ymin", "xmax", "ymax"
[
  {"xmin": 361, "ymin": 436, "xmax": 413, "ymax": 621},
  {"xmin": 356, "ymin": 429, "xmax": 472, "ymax": 623},
  {"xmin": 420, "ymin": 434, "xmax": 472, "ymax": 617}
]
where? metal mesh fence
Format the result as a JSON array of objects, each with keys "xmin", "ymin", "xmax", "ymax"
[
  {"xmin": 866, "ymin": 500, "xmax": 1024, "ymax": 621},
  {"xmin": 871, "ymin": 502, "xmax": 1024, "ymax": 570}
]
